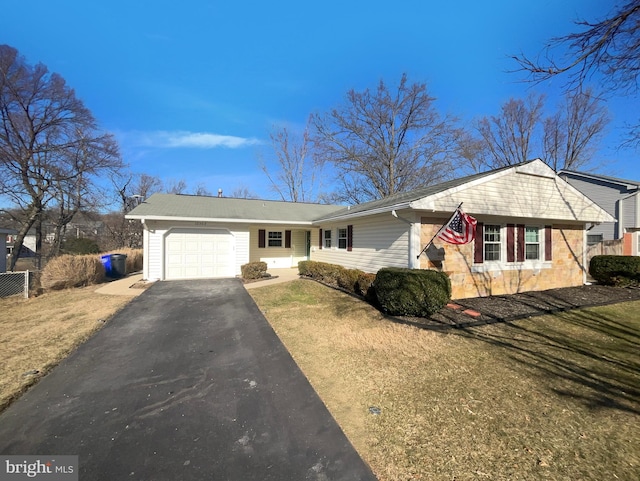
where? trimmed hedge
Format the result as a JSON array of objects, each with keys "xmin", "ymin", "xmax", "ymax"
[
  {"xmin": 298, "ymin": 260, "xmax": 365, "ymax": 296},
  {"xmin": 590, "ymin": 255, "xmax": 640, "ymax": 286},
  {"xmin": 373, "ymin": 267, "xmax": 451, "ymax": 317},
  {"xmin": 241, "ymin": 261, "xmax": 268, "ymax": 280}
]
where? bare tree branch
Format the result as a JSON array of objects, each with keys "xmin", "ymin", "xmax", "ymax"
[{"xmin": 312, "ymin": 74, "xmax": 458, "ymax": 203}]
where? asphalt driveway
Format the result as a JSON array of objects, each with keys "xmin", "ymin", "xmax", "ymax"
[{"xmin": 0, "ymin": 279, "xmax": 376, "ymax": 480}]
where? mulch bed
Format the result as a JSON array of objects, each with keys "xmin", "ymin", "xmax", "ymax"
[{"xmin": 401, "ymin": 285, "xmax": 640, "ymax": 330}]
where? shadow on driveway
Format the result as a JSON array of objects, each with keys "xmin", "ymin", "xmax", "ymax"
[{"xmin": 0, "ymin": 279, "xmax": 376, "ymax": 481}]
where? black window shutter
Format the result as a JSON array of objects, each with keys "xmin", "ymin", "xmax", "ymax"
[
  {"xmin": 506, "ymin": 224, "xmax": 515, "ymax": 263},
  {"xmin": 545, "ymin": 225, "xmax": 552, "ymax": 261},
  {"xmin": 517, "ymin": 224, "xmax": 525, "ymax": 262},
  {"xmin": 318, "ymin": 229, "xmax": 322, "ymax": 250},
  {"xmin": 285, "ymin": 230, "xmax": 291, "ymax": 248},
  {"xmin": 258, "ymin": 229, "xmax": 265, "ymax": 248},
  {"xmin": 347, "ymin": 225, "xmax": 353, "ymax": 252},
  {"xmin": 474, "ymin": 222, "xmax": 484, "ymax": 264}
]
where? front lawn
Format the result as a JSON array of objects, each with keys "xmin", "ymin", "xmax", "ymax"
[
  {"xmin": 250, "ymin": 280, "xmax": 640, "ymax": 481},
  {"xmin": 0, "ymin": 288, "xmax": 131, "ymax": 412}
]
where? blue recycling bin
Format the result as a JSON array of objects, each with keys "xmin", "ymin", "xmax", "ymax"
[
  {"xmin": 101, "ymin": 254, "xmax": 127, "ymax": 278},
  {"xmin": 100, "ymin": 254, "xmax": 112, "ymax": 277}
]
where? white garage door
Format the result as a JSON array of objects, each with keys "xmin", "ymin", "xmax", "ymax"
[{"xmin": 165, "ymin": 228, "xmax": 234, "ymax": 279}]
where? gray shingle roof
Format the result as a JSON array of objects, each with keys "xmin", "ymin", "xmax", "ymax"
[
  {"xmin": 126, "ymin": 193, "xmax": 345, "ymax": 223},
  {"xmin": 314, "ymin": 163, "xmax": 520, "ymax": 221},
  {"xmin": 558, "ymin": 169, "xmax": 640, "ymax": 189}
]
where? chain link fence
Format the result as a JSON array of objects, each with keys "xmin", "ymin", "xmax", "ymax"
[{"xmin": 0, "ymin": 271, "xmax": 30, "ymax": 298}]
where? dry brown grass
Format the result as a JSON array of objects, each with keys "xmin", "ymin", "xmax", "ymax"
[
  {"xmin": 102, "ymin": 248, "xmax": 143, "ymax": 274},
  {"xmin": 40, "ymin": 254, "xmax": 105, "ymax": 290},
  {"xmin": 250, "ymin": 279, "xmax": 640, "ymax": 481},
  {"xmin": 0, "ymin": 287, "xmax": 131, "ymax": 412}
]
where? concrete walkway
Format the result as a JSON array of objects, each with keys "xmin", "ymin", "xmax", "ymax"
[
  {"xmin": 0, "ymin": 279, "xmax": 376, "ymax": 481},
  {"xmin": 243, "ymin": 267, "xmax": 301, "ymax": 290},
  {"xmin": 94, "ymin": 267, "xmax": 301, "ymax": 297},
  {"xmin": 94, "ymin": 272, "xmax": 146, "ymax": 296}
]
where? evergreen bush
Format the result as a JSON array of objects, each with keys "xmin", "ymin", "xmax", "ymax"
[
  {"xmin": 590, "ymin": 255, "xmax": 640, "ymax": 286},
  {"xmin": 373, "ymin": 267, "xmax": 451, "ymax": 317},
  {"xmin": 241, "ymin": 261, "xmax": 268, "ymax": 280}
]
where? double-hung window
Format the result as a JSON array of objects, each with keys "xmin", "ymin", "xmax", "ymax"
[
  {"xmin": 268, "ymin": 231, "xmax": 282, "ymax": 247},
  {"xmin": 484, "ymin": 225, "xmax": 501, "ymax": 261},
  {"xmin": 337, "ymin": 228, "xmax": 347, "ymax": 249},
  {"xmin": 324, "ymin": 229, "xmax": 332, "ymax": 248},
  {"xmin": 525, "ymin": 227, "xmax": 540, "ymax": 260}
]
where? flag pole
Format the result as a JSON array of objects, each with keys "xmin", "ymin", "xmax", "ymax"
[{"xmin": 416, "ymin": 202, "xmax": 463, "ymax": 259}]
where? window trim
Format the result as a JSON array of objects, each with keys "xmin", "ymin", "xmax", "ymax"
[
  {"xmin": 323, "ymin": 229, "xmax": 332, "ymax": 248},
  {"xmin": 473, "ymin": 223, "xmax": 551, "ymax": 271},
  {"xmin": 267, "ymin": 230, "xmax": 283, "ymax": 247},
  {"xmin": 337, "ymin": 227, "xmax": 348, "ymax": 249}
]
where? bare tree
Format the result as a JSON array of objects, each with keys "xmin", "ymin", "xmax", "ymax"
[
  {"xmin": 460, "ymin": 91, "xmax": 608, "ymax": 172},
  {"xmin": 230, "ymin": 185, "xmax": 258, "ymax": 199},
  {"xmin": 165, "ymin": 179, "xmax": 187, "ymax": 194},
  {"xmin": 311, "ymin": 74, "xmax": 458, "ymax": 204},
  {"xmin": 475, "ymin": 94, "xmax": 545, "ymax": 168},
  {"xmin": 512, "ymin": 1, "xmax": 640, "ymax": 146},
  {"xmin": 193, "ymin": 183, "xmax": 212, "ymax": 196},
  {"xmin": 543, "ymin": 88, "xmax": 609, "ymax": 170},
  {"xmin": 0, "ymin": 45, "xmax": 123, "ymax": 269},
  {"xmin": 260, "ymin": 118, "xmax": 320, "ymax": 202}
]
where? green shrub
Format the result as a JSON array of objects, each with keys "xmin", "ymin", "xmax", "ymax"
[
  {"xmin": 355, "ymin": 271, "xmax": 376, "ymax": 298},
  {"xmin": 241, "ymin": 261, "xmax": 268, "ymax": 280},
  {"xmin": 373, "ymin": 267, "xmax": 451, "ymax": 317},
  {"xmin": 63, "ymin": 237, "xmax": 100, "ymax": 254},
  {"xmin": 298, "ymin": 260, "xmax": 313, "ymax": 277},
  {"xmin": 41, "ymin": 254, "xmax": 106, "ymax": 290},
  {"xmin": 355, "ymin": 272, "xmax": 377, "ymax": 300},
  {"xmin": 590, "ymin": 255, "xmax": 640, "ymax": 286},
  {"xmin": 297, "ymin": 260, "xmax": 344, "ymax": 285},
  {"xmin": 337, "ymin": 268, "xmax": 363, "ymax": 293}
]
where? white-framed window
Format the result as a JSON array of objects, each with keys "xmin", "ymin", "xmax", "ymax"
[
  {"xmin": 337, "ymin": 228, "xmax": 347, "ymax": 249},
  {"xmin": 484, "ymin": 224, "xmax": 501, "ymax": 261},
  {"xmin": 324, "ymin": 229, "xmax": 332, "ymax": 248},
  {"xmin": 525, "ymin": 226, "xmax": 540, "ymax": 260},
  {"xmin": 268, "ymin": 231, "xmax": 283, "ymax": 247}
]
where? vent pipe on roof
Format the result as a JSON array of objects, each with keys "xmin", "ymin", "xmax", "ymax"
[{"xmin": 218, "ymin": 188, "xmax": 223, "ymax": 198}]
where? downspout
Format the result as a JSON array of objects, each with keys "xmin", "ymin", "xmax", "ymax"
[{"xmin": 391, "ymin": 210, "xmax": 421, "ymax": 269}]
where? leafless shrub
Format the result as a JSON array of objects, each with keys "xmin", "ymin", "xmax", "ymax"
[{"xmin": 41, "ymin": 255, "xmax": 105, "ymax": 291}]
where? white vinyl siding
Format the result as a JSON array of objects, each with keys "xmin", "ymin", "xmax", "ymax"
[
  {"xmin": 413, "ymin": 165, "xmax": 611, "ymax": 224},
  {"xmin": 313, "ymin": 213, "xmax": 410, "ymax": 273},
  {"xmin": 249, "ymin": 226, "xmax": 315, "ymax": 268}
]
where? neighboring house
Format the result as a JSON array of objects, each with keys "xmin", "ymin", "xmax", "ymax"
[
  {"xmin": 127, "ymin": 159, "xmax": 613, "ymax": 299},
  {"xmin": 558, "ymin": 170, "xmax": 640, "ymax": 256},
  {"xmin": 1, "ymin": 228, "xmax": 17, "ymax": 273},
  {"xmin": 6, "ymin": 230, "xmax": 37, "ymax": 258}
]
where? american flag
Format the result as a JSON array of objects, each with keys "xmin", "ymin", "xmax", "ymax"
[{"xmin": 437, "ymin": 208, "xmax": 477, "ymax": 244}]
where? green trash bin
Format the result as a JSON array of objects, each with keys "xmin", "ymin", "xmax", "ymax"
[{"xmin": 110, "ymin": 254, "xmax": 127, "ymax": 278}]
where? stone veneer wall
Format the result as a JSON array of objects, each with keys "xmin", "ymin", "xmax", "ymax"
[{"xmin": 420, "ymin": 218, "xmax": 585, "ymax": 299}]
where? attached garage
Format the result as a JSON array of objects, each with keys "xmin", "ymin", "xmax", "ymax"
[
  {"xmin": 126, "ymin": 194, "xmax": 343, "ymax": 282},
  {"xmin": 164, "ymin": 228, "xmax": 235, "ymax": 279}
]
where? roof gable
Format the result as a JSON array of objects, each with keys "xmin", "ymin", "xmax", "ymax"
[{"xmin": 318, "ymin": 160, "xmax": 614, "ymax": 223}]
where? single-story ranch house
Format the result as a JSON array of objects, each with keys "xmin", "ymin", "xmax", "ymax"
[{"xmin": 126, "ymin": 159, "xmax": 613, "ymax": 299}]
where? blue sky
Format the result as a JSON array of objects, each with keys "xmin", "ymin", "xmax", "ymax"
[{"xmin": 3, "ymin": 0, "xmax": 637, "ymax": 201}]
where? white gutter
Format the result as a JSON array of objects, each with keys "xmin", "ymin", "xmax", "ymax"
[
  {"xmin": 125, "ymin": 214, "xmax": 315, "ymax": 226},
  {"xmin": 312, "ymin": 202, "xmax": 413, "ymax": 224}
]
